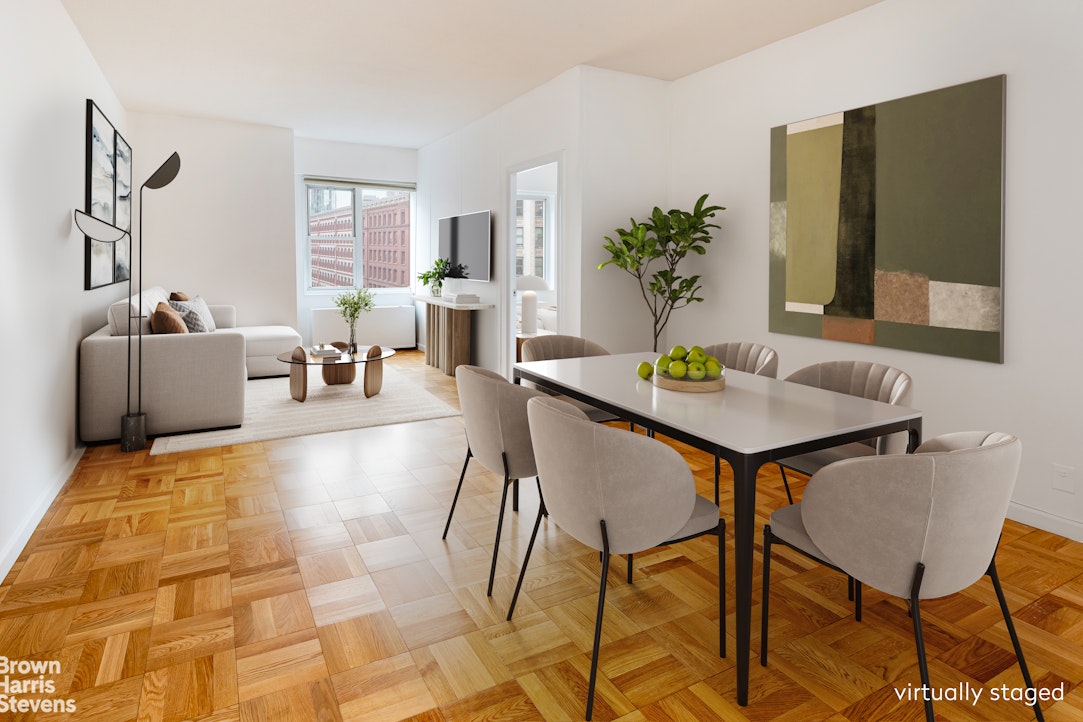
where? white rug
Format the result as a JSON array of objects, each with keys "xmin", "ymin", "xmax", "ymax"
[{"xmin": 150, "ymin": 366, "xmax": 459, "ymax": 455}]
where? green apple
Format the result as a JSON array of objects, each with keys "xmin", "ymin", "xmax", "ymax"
[
  {"xmin": 636, "ymin": 361, "xmax": 654, "ymax": 380},
  {"xmin": 669, "ymin": 360, "xmax": 688, "ymax": 379},
  {"xmin": 706, "ymin": 355, "xmax": 720, "ymax": 366},
  {"xmin": 705, "ymin": 360, "xmax": 723, "ymax": 379},
  {"xmin": 687, "ymin": 361, "xmax": 706, "ymax": 381},
  {"xmin": 669, "ymin": 345, "xmax": 688, "ymax": 361},
  {"xmin": 655, "ymin": 354, "xmax": 672, "ymax": 374},
  {"xmin": 687, "ymin": 346, "xmax": 707, "ymax": 365}
]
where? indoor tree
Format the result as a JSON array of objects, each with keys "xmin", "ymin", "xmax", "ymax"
[{"xmin": 598, "ymin": 194, "xmax": 724, "ymax": 351}]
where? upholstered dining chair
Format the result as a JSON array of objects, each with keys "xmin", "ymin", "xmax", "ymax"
[
  {"xmin": 702, "ymin": 341, "xmax": 779, "ymax": 378},
  {"xmin": 776, "ymin": 360, "xmax": 912, "ymax": 504},
  {"xmin": 509, "ymin": 395, "xmax": 725, "ymax": 721},
  {"xmin": 702, "ymin": 342, "xmax": 779, "ymax": 503},
  {"xmin": 760, "ymin": 432, "xmax": 1043, "ymax": 722},
  {"xmin": 520, "ymin": 334, "xmax": 619, "ymax": 423},
  {"xmin": 442, "ymin": 365, "xmax": 544, "ymax": 596}
]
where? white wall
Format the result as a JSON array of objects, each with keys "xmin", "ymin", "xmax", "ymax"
[
  {"xmin": 0, "ymin": 0, "xmax": 127, "ymax": 574},
  {"xmin": 667, "ymin": 0, "xmax": 1083, "ymax": 538},
  {"xmin": 293, "ymin": 138, "xmax": 418, "ymax": 344},
  {"xmin": 128, "ymin": 113, "xmax": 297, "ymax": 328},
  {"xmin": 578, "ymin": 67, "xmax": 670, "ymax": 353},
  {"xmin": 418, "ymin": 69, "xmax": 583, "ymax": 374},
  {"xmin": 417, "ymin": 66, "xmax": 673, "ymax": 371}
]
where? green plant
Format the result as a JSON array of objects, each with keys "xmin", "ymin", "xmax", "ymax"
[
  {"xmin": 417, "ymin": 258, "xmax": 467, "ymax": 288},
  {"xmin": 333, "ymin": 286, "xmax": 375, "ymax": 324},
  {"xmin": 598, "ymin": 194, "xmax": 724, "ymax": 351}
]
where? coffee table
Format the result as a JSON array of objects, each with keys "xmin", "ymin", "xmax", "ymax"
[{"xmin": 276, "ymin": 344, "xmax": 396, "ymax": 402}]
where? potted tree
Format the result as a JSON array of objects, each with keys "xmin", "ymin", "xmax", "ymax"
[
  {"xmin": 333, "ymin": 286, "xmax": 375, "ymax": 354},
  {"xmin": 598, "ymin": 194, "xmax": 724, "ymax": 351},
  {"xmin": 417, "ymin": 258, "xmax": 467, "ymax": 297}
]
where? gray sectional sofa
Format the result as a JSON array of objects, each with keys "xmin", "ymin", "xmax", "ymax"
[{"xmin": 79, "ymin": 286, "xmax": 301, "ymax": 443}]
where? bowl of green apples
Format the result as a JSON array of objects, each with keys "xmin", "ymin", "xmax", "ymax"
[{"xmin": 638, "ymin": 345, "xmax": 726, "ymax": 392}]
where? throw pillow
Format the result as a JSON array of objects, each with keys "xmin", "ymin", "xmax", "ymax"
[
  {"xmin": 168, "ymin": 296, "xmax": 217, "ymax": 333},
  {"xmin": 169, "ymin": 291, "xmax": 190, "ymax": 302},
  {"xmin": 151, "ymin": 301, "xmax": 189, "ymax": 334}
]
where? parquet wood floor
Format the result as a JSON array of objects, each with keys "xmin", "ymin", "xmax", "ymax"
[{"xmin": 3, "ymin": 350, "xmax": 1081, "ymax": 720}]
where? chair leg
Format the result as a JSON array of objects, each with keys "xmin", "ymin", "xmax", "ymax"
[
  {"xmin": 586, "ymin": 519, "xmax": 611, "ymax": 721},
  {"xmin": 777, "ymin": 464, "xmax": 794, "ymax": 505},
  {"xmin": 718, "ymin": 518, "xmax": 726, "ymax": 658},
  {"xmin": 441, "ymin": 448, "xmax": 472, "ymax": 539},
  {"xmin": 760, "ymin": 524, "xmax": 773, "ymax": 666},
  {"xmin": 988, "ymin": 559, "xmax": 1044, "ymax": 721},
  {"xmin": 909, "ymin": 562, "xmax": 935, "ymax": 722},
  {"xmin": 854, "ymin": 578, "xmax": 862, "ymax": 621},
  {"xmin": 487, "ymin": 455, "xmax": 514, "ymax": 597},
  {"xmin": 507, "ymin": 501, "xmax": 545, "ymax": 620},
  {"xmin": 512, "ymin": 478, "xmax": 519, "ymax": 512},
  {"xmin": 627, "ymin": 554, "xmax": 633, "ymax": 583}
]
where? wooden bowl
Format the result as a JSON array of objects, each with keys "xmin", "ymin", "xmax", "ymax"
[{"xmin": 652, "ymin": 370, "xmax": 726, "ymax": 393}]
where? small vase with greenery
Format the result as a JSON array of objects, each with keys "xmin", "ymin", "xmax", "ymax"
[
  {"xmin": 417, "ymin": 258, "xmax": 467, "ymax": 297},
  {"xmin": 333, "ymin": 286, "xmax": 375, "ymax": 354},
  {"xmin": 598, "ymin": 194, "xmax": 724, "ymax": 351}
]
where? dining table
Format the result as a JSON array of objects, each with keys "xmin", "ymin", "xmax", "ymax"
[{"xmin": 514, "ymin": 351, "xmax": 923, "ymax": 706}]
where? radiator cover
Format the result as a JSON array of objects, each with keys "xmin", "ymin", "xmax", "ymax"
[{"xmin": 311, "ymin": 306, "xmax": 416, "ymax": 349}]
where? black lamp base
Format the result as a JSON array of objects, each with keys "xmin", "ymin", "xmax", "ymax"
[{"xmin": 121, "ymin": 413, "xmax": 147, "ymax": 452}]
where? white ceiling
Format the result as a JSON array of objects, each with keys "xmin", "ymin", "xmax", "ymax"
[{"xmin": 61, "ymin": 0, "xmax": 883, "ymax": 149}]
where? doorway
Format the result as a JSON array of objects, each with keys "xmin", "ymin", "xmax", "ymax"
[{"xmin": 509, "ymin": 161, "xmax": 559, "ymax": 373}]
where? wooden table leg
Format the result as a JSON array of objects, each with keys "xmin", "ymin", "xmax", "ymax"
[
  {"xmin": 321, "ymin": 341, "xmax": 357, "ymax": 385},
  {"xmin": 363, "ymin": 345, "xmax": 384, "ymax": 398},
  {"xmin": 289, "ymin": 346, "xmax": 308, "ymax": 402}
]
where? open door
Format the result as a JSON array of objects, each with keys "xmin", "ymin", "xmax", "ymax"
[{"xmin": 509, "ymin": 161, "xmax": 559, "ymax": 372}]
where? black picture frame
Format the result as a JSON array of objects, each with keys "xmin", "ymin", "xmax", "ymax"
[{"xmin": 84, "ymin": 99, "xmax": 132, "ymax": 289}]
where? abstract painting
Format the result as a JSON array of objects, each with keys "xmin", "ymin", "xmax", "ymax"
[
  {"xmin": 769, "ymin": 75, "xmax": 1005, "ymax": 362},
  {"xmin": 84, "ymin": 99, "xmax": 132, "ymax": 289}
]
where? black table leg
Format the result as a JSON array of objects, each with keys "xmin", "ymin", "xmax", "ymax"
[{"xmin": 731, "ymin": 453, "xmax": 761, "ymax": 707}]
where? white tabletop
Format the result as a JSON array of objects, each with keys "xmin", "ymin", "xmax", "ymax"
[{"xmin": 515, "ymin": 352, "xmax": 922, "ymax": 456}]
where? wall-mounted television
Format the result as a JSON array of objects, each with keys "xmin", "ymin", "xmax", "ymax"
[{"xmin": 438, "ymin": 210, "xmax": 491, "ymax": 282}]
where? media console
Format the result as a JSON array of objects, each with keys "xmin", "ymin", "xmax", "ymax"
[{"xmin": 411, "ymin": 295, "xmax": 494, "ymax": 375}]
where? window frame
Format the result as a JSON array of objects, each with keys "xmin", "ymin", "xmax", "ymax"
[
  {"xmin": 515, "ymin": 191, "xmax": 555, "ymax": 285},
  {"xmin": 302, "ymin": 177, "xmax": 416, "ymax": 295}
]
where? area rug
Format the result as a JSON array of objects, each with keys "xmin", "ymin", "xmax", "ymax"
[{"xmin": 150, "ymin": 366, "xmax": 459, "ymax": 455}]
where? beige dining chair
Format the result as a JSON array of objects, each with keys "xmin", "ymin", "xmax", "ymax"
[
  {"xmin": 508, "ymin": 395, "xmax": 725, "ymax": 720},
  {"xmin": 702, "ymin": 342, "xmax": 779, "ymax": 503},
  {"xmin": 520, "ymin": 334, "xmax": 620, "ymax": 423},
  {"xmin": 760, "ymin": 432, "xmax": 1043, "ymax": 722},
  {"xmin": 776, "ymin": 360, "xmax": 912, "ymax": 504},
  {"xmin": 702, "ymin": 341, "xmax": 779, "ymax": 378},
  {"xmin": 442, "ymin": 365, "xmax": 544, "ymax": 596}
]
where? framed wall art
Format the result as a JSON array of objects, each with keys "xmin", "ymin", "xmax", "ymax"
[
  {"xmin": 769, "ymin": 75, "xmax": 1006, "ymax": 362},
  {"xmin": 84, "ymin": 99, "xmax": 132, "ymax": 289}
]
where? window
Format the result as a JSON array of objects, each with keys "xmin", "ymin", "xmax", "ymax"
[
  {"xmin": 515, "ymin": 194, "xmax": 552, "ymax": 283},
  {"xmin": 304, "ymin": 180, "xmax": 415, "ymax": 290}
]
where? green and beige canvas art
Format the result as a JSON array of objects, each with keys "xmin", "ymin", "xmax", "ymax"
[{"xmin": 769, "ymin": 74, "xmax": 1005, "ymax": 362}]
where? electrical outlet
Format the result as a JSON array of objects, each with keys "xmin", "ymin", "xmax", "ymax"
[{"xmin": 1052, "ymin": 463, "xmax": 1076, "ymax": 493}]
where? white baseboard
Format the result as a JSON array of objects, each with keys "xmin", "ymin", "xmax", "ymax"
[
  {"xmin": 1007, "ymin": 500, "xmax": 1083, "ymax": 543},
  {"xmin": 0, "ymin": 447, "xmax": 84, "ymax": 580}
]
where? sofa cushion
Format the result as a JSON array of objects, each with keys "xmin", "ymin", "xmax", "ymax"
[
  {"xmin": 240, "ymin": 325, "xmax": 302, "ymax": 357},
  {"xmin": 169, "ymin": 291, "xmax": 190, "ymax": 302},
  {"xmin": 169, "ymin": 296, "xmax": 217, "ymax": 333},
  {"xmin": 108, "ymin": 286, "xmax": 170, "ymax": 336},
  {"xmin": 151, "ymin": 302, "xmax": 189, "ymax": 334}
]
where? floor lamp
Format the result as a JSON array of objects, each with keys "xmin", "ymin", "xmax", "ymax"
[{"xmin": 120, "ymin": 151, "xmax": 182, "ymax": 452}]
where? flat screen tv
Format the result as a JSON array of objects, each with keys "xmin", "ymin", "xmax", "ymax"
[{"xmin": 438, "ymin": 210, "xmax": 491, "ymax": 282}]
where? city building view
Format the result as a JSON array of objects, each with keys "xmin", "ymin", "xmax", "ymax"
[
  {"xmin": 307, "ymin": 185, "xmax": 412, "ymax": 289},
  {"xmin": 515, "ymin": 196, "xmax": 547, "ymax": 279}
]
